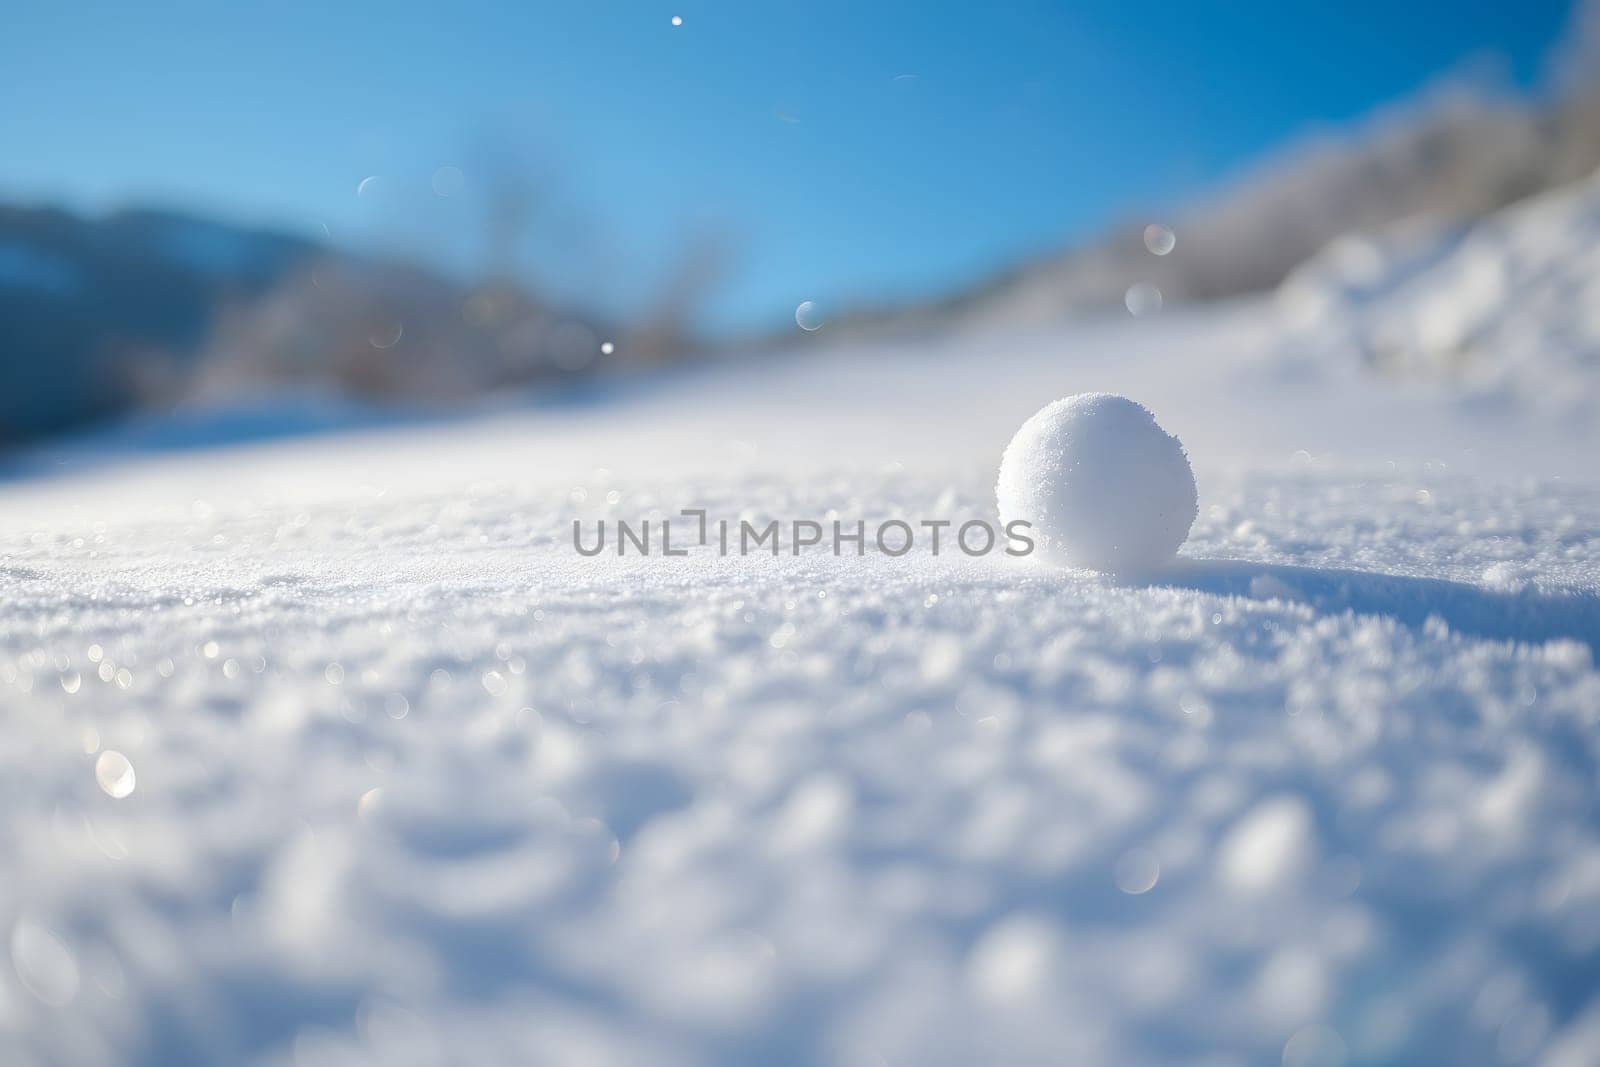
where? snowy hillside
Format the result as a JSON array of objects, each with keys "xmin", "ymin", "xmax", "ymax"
[
  {"xmin": 819, "ymin": 79, "xmax": 1600, "ymax": 337},
  {"xmin": 1279, "ymin": 167, "xmax": 1600, "ymax": 420},
  {"xmin": 3, "ymin": 298, "xmax": 1600, "ymax": 1065}
]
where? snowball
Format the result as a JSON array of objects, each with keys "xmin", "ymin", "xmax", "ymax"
[{"xmin": 997, "ymin": 393, "xmax": 1197, "ymax": 573}]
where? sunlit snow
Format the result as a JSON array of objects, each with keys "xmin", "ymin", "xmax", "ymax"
[{"xmin": 4, "ymin": 182, "xmax": 1600, "ymax": 1061}]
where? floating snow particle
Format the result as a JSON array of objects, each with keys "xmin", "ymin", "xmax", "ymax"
[
  {"xmin": 1125, "ymin": 282, "xmax": 1163, "ymax": 316},
  {"xmin": 430, "ymin": 165, "xmax": 464, "ymax": 197},
  {"xmin": 1114, "ymin": 848, "xmax": 1161, "ymax": 894},
  {"xmin": 670, "ymin": 15, "xmax": 683, "ymax": 26},
  {"xmin": 368, "ymin": 321, "xmax": 404, "ymax": 350},
  {"xmin": 9, "ymin": 920, "xmax": 80, "ymax": 1006},
  {"xmin": 795, "ymin": 301, "xmax": 824, "ymax": 331},
  {"xmin": 95, "ymin": 751, "xmax": 137, "ymax": 799},
  {"xmin": 600, "ymin": 341, "xmax": 615, "ymax": 356},
  {"xmin": 1143, "ymin": 224, "xmax": 1176, "ymax": 256},
  {"xmin": 996, "ymin": 393, "xmax": 1197, "ymax": 573},
  {"xmin": 1217, "ymin": 795, "xmax": 1315, "ymax": 893},
  {"xmin": 1282, "ymin": 1023, "xmax": 1347, "ymax": 1067}
]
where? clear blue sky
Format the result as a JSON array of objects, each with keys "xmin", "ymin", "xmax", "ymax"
[{"xmin": 0, "ymin": 0, "xmax": 1581, "ymax": 332}]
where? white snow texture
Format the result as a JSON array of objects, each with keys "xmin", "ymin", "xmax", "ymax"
[
  {"xmin": 6, "ymin": 170, "xmax": 1600, "ymax": 1066},
  {"xmin": 998, "ymin": 393, "xmax": 1198, "ymax": 573}
]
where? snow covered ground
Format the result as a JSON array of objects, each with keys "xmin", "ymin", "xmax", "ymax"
[{"xmin": 4, "ymin": 259, "xmax": 1600, "ymax": 1064}]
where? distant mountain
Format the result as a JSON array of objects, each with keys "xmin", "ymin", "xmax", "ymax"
[
  {"xmin": 0, "ymin": 206, "xmax": 321, "ymax": 442},
  {"xmin": 0, "ymin": 206, "xmax": 635, "ymax": 447}
]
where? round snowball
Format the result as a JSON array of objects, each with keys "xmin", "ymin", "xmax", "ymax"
[{"xmin": 997, "ymin": 393, "xmax": 1197, "ymax": 573}]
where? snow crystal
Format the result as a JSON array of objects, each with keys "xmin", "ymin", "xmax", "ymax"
[{"xmin": 1481, "ymin": 561, "xmax": 1534, "ymax": 594}]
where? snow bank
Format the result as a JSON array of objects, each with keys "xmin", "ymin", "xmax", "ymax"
[{"xmin": 1278, "ymin": 167, "xmax": 1600, "ymax": 419}]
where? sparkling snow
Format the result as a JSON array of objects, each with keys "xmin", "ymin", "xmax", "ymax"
[{"xmin": 3, "ymin": 276, "xmax": 1600, "ymax": 1064}]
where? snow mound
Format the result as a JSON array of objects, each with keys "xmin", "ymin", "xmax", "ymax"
[
  {"xmin": 1277, "ymin": 167, "xmax": 1600, "ymax": 419},
  {"xmin": 997, "ymin": 393, "xmax": 1197, "ymax": 573}
]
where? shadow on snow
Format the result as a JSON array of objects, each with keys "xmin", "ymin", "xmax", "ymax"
[{"xmin": 1139, "ymin": 557, "xmax": 1600, "ymax": 658}]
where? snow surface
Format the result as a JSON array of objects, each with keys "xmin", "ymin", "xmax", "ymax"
[{"xmin": 4, "ymin": 276, "xmax": 1600, "ymax": 1065}]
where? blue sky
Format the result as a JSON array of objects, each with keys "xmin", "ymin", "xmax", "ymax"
[{"xmin": 0, "ymin": 0, "xmax": 1581, "ymax": 331}]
